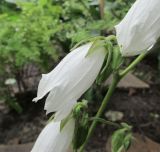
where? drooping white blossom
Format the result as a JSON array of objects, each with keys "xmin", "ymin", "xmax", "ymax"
[
  {"xmin": 31, "ymin": 119, "xmax": 75, "ymax": 152},
  {"xmin": 115, "ymin": 0, "xmax": 160, "ymax": 56},
  {"xmin": 33, "ymin": 43, "xmax": 106, "ymax": 120}
]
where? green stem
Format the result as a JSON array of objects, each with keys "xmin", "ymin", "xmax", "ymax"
[
  {"xmin": 119, "ymin": 53, "xmax": 147, "ymax": 78},
  {"xmin": 79, "ymin": 52, "xmax": 148, "ymax": 152},
  {"xmin": 79, "ymin": 73, "xmax": 120, "ymax": 152},
  {"xmin": 89, "ymin": 117, "xmax": 120, "ymax": 128}
]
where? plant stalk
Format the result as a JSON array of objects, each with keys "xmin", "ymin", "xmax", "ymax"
[
  {"xmin": 79, "ymin": 52, "xmax": 148, "ymax": 152},
  {"xmin": 79, "ymin": 73, "xmax": 120, "ymax": 152},
  {"xmin": 119, "ymin": 53, "xmax": 147, "ymax": 78}
]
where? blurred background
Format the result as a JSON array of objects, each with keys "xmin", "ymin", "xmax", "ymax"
[{"xmin": 0, "ymin": 0, "xmax": 160, "ymax": 151}]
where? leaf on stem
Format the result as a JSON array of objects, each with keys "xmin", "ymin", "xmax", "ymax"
[{"xmin": 111, "ymin": 123, "xmax": 133, "ymax": 152}]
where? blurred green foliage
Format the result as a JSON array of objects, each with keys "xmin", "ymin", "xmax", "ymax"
[{"xmin": 0, "ymin": 0, "xmax": 135, "ymax": 70}]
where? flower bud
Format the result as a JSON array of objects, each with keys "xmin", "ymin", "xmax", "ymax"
[{"xmin": 31, "ymin": 119, "xmax": 75, "ymax": 152}]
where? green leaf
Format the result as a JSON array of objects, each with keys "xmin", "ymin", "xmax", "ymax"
[
  {"xmin": 111, "ymin": 123, "xmax": 132, "ymax": 152},
  {"xmin": 90, "ymin": 117, "xmax": 120, "ymax": 128}
]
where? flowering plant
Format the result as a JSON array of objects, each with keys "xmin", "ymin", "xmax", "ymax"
[{"xmin": 32, "ymin": 0, "xmax": 160, "ymax": 152}]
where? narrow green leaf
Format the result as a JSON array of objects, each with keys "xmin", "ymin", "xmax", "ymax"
[
  {"xmin": 96, "ymin": 41, "xmax": 113, "ymax": 84},
  {"xmin": 112, "ymin": 46, "xmax": 123, "ymax": 70},
  {"xmin": 60, "ymin": 113, "xmax": 73, "ymax": 131},
  {"xmin": 90, "ymin": 117, "xmax": 120, "ymax": 128}
]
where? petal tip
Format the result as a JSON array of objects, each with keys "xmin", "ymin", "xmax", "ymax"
[{"xmin": 32, "ymin": 97, "xmax": 38, "ymax": 102}]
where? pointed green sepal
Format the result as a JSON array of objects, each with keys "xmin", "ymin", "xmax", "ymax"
[
  {"xmin": 70, "ymin": 36, "xmax": 106, "ymax": 52},
  {"xmin": 111, "ymin": 46, "xmax": 123, "ymax": 70},
  {"xmin": 47, "ymin": 114, "xmax": 55, "ymax": 124},
  {"xmin": 60, "ymin": 112, "xmax": 73, "ymax": 131},
  {"xmin": 85, "ymin": 39, "xmax": 106, "ymax": 57},
  {"xmin": 96, "ymin": 41, "xmax": 113, "ymax": 84}
]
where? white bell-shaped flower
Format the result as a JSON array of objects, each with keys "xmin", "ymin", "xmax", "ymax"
[
  {"xmin": 31, "ymin": 119, "xmax": 75, "ymax": 152},
  {"xmin": 115, "ymin": 0, "xmax": 160, "ymax": 56},
  {"xmin": 33, "ymin": 43, "xmax": 106, "ymax": 120}
]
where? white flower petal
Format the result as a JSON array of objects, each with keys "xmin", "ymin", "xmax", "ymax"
[
  {"xmin": 115, "ymin": 0, "xmax": 160, "ymax": 56},
  {"xmin": 53, "ymin": 100, "xmax": 76, "ymax": 121},
  {"xmin": 33, "ymin": 43, "xmax": 106, "ymax": 115},
  {"xmin": 33, "ymin": 43, "xmax": 92, "ymax": 102},
  {"xmin": 31, "ymin": 119, "xmax": 75, "ymax": 152}
]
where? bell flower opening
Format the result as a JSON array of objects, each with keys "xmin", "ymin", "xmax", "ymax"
[
  {"xmin": 33, "ymin": 42, "xmax": 106, "ymax": 120},
  {"xmin": 115, "ymin": 0, "xmax": 160, "ymax": 56}
]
